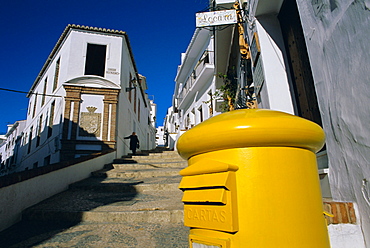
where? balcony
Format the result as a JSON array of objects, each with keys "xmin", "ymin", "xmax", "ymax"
[{"xmin": 177, "ymin": 60, "xmax": 214, "ymax": 109}]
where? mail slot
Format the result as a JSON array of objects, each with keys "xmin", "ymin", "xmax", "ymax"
[
  {"xmin": 180, "ymin": 170, "xmax": 238, "ymax": 233},
  {"xmin": 189, "ymin": 233, "xmax": 230, "ymax": 248},
  {"xmin": 177, "ymin": 109, "xmax": 331, "ymax": 248},
  {"xmin": 182, "ymin": 188, "xmax": 227, "ymax": 204}
]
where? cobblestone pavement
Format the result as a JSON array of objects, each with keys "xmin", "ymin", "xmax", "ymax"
[{"xmin": 0, "ymin": 221, "xmax": 189, "ymax": 248}]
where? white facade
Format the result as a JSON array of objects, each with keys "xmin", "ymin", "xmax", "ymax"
[
  {"xmin": 10, "ymin": 24, "xmax": 156, "ymax": 172},
  {"xmin": 149, "ymin": 99, "xmax": 157, "ymax": 127},
  {"xmin": 162, "ymin": 106, "xmax": 179, "ymax": 149},
  {"xmin": 0, "ymin": 120, "xmax": 26, "ymax": 176},
  {"xmin": 155, "ymin": 126, "xmax": 165, "ymax": 146},
  {"xmin": 170, "ymin": 28, "xmax": 220, "ymax": 144}
]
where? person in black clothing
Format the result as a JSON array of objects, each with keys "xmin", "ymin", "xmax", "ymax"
[{"xmin": 124, "ymin": 132, "xmax": 139, "ymax": 155}]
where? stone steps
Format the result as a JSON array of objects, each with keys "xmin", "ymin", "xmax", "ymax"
[
  {"xmin": 112, "ymin": 161, "xmax": 187, "ymax": 169},
  {"xmin": 23, "ymin": 151, "xmax": 185, "ymax": 222},
  {"xmin": 24, "ymin": 209, "xmax": 184, "ymax": 224},
  {"xmin": 114, "ymin": 158, "xmax": 186, "ymax": 164},
  {"xmin": 23, "ymin": 188, "xmax": 183, "ymax": 215},
  {"xmin": 92, "ymin": 167, "xmax": 183, "ymax": 179},
  {"xmin": 5, "ymin": 149, "xmax": 190, "ymax": 247},
  {"xmin": 129, "ymin": 152, "xmax": 183, "ymax": 160},
  {"xmin": 68, "ymin": 177, "xmax": 182, "ymax": 192}
]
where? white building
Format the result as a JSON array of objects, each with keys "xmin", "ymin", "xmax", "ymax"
[
  {"xmin": 155, "ymin": 126, "xmax": 165, "ymax": 147},
  {"xmin": 162, "ymin": 106, "xmax": 179, "ymax": 149},
  {"xmin": 169, "ymin": 2, "xmax": 257, "ymax": 148},
  {"xmin": 170, "ymin": 28, "xmax": 221, "ymax": 143},
  {"xmin": 149, "ymin": 99, "xmax": 157, "ymax": 126},
  {"xmin": 16, "ymin": 24, "xmax": 156, "ymax": 171},
  {"xmin": 0, "ymin": 120, "xmax": 26, "ymax": 176}
]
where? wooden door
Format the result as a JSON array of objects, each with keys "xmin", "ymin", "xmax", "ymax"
[{"xmin": 278, "ymin": 0, "xmax": 322, "ymax": 126}]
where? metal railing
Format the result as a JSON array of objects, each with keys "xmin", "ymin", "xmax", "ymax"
[{"xmin": 178, "ymin": 58, "xmax": 213, "ymax": 105}]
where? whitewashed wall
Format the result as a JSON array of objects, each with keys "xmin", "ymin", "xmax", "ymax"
[
  {"xmin": 296, "ymin": 0, "xmax": 370, "ymax": 245},
  {"xmin": 19, "ymin": 27, "xmax": 155, "ymax": 170},
  {"xmin": 66, "ymin": 31, "xmax": 123, "ymax": 82},
  {"xmin": 115, "ymin": 37, "xmax": 155, "ymax": 157},
  {"xmin": 156, "ymin": 126, "xmax": 165, "ymax": 146},
  {"xmin": 0, "ymin": 151, "xmax": 116, "ymax": 232},
  {"xmin": 20, "ymin": 30, "xmax": 123, "ymax": 169},
  {"xmin": 254, "ymin": 18, "xmax": 295, "ymax": 114}
]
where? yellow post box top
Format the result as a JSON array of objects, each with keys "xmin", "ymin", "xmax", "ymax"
[{"xmin": 176, "ymin": 109, "xmax": 325, "ymax": 160}]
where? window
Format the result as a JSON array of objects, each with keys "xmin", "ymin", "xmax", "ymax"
[
  {"xmin": 204, "ymin": 51, "xmax": 210, "ymax": 64},
  {"xmin": 27, "ymin": 126, "xmax": 33, "ymax": 154},
  {"xmin": 185, "ymin": 113, "xmax": 190, "ymax": 128},
  {"xmin": 32, "ymin": 94, "xmax": 38, "ymax": 118},
  {"xmin": 28, "ymin": 101, "xmax": 32, "ymax": 116},
  {"xmin": 44, "ymin": 155, "xmax": 51, "ymax": 166},
  {"xmin": 53, "ymin": 58, "xmax": 60, "ymax": 92},
  {"xmin": 191, "ymin": 109, "xmax": 195, "ymax": 127},
  {"xmin": 84, "ymin": 44, "xmax": 106, "ymax": 77},
  {"xmin": 138, "ymin": 99, "xmax": 141, "ymax": 122},
  {"xmin": 208, "ymin": 91, "xmax": 214, "ymax": 116},
  {"xmin": 198, "ymin": 106, "xmax": 203, "ymax": 123},
  {"xmin": 22, "ymin": 133, "xmax": 27, "ymax": 146},
  {"xmin": 36, "ymin": 115, "xmax": 42, "ymax": 147},
  {"xmin": 48, "ymin": 101, "xmax": 55, "ymax": 138},
  {"xmin": 42, "ymin": 77, "xmax": 47, "ymax": 106},
  {"xmin": 129, "ymin": 74, "xmax": 133, "ymax": 102},
  {"xmin": 134, "ymin": 88, "xmax": 137, "ymax": 113}
]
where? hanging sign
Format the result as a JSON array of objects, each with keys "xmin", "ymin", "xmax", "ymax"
[{"xmin": 196, "ymin": 9, "xmax": 237, "ymax": 27}]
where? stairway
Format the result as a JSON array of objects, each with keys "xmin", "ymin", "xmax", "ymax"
[{"xmin": 0, "ymin": 148, "xmax": 189, "ymax": 248}]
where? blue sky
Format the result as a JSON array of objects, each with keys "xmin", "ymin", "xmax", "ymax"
[{"xmin": 0, "ymin": 0, "xmax": 209, "ymax": 133}]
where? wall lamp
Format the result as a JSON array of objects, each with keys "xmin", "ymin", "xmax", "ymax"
[
  {"xmin": 125, "ymin": 87, "xmax": 136, "ymax": 92},
  {"xmin": 126, "ymin": 78, "xmax": 138, "ymax": 92}
]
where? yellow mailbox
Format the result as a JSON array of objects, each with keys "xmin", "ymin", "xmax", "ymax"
[{"xmin": 177, "ymin": 109, "xmax": 330, "ymax": 248}]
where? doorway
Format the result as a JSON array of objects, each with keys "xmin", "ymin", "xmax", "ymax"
[{"xmin": 278, "ymin": 0, "xmax": 322, "ymax": 126}]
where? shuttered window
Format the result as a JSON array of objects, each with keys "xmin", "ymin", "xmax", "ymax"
[{"xmin": 84, "ymin": 44, "xmax": 106, "ymax": 77}]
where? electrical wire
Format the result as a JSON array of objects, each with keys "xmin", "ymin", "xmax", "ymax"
[{"xmin": 0, "ymin": 87, "xmax": 62, "ymax": 97}]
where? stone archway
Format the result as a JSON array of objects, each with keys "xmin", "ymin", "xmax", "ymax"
[{"xmin": 61, "ymin": 81, "xmax": 120, "ymax": 160}]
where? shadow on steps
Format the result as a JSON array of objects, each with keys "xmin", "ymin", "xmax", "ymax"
[{"xmin": 0, "ymin": 147, "xmax": 186, "ymax": 248}]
